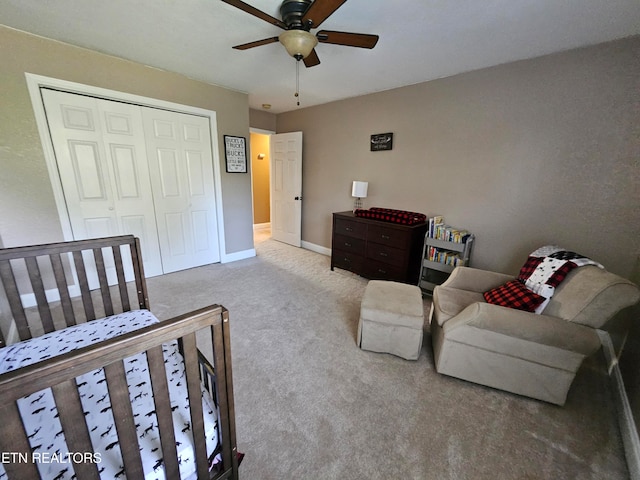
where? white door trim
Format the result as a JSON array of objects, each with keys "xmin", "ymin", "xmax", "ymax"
[
  {"xmin": 250, "ymin": 127, "xmax": 275, "ymax": 135},
  {"xmin": 25, "ymin": 73, "xmax": 229, "ymax": 263}
]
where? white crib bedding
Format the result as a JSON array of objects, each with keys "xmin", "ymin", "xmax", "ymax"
[{"xmin": 0, "ymin": 310, "xmax": 219, "ymax": 480}]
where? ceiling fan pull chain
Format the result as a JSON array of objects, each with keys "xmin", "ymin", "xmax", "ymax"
[{"xmin": 295, "ymin": 59, "xmax": 300, "ymax": 106}]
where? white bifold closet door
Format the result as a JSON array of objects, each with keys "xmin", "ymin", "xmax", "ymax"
[
  {"xmin": 141, "ymin": 107, "xmax": 220, "ymax": 273},
  {"xmin": 41, "ymin": 89, "xmax": 219, "ymax": 279}
]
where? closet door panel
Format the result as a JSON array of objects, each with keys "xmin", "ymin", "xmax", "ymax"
[
  {"xmin": 42, "ymin": 89, "xmax": 163, "ymax": 278},
  {"xmin": 69, "ymin": 141, "xmax": 109, "ymax": 200},
  {"xmin": 110, "ymin": 146, "xmax": 140, "ymax": 198},
  {"xmin": 43, "ymin": 92, "xmax": 115, "ymax": 237},
  {"xmin": 157, "ymin": 149, "xmax": 181, "ymax": 197},
  {"xmin": 142, "ymin": 108, "xmax": 220, "ymax": 273},
  {"xmin": 186, "ymin": 151, "xmax": 205, "ymax": 196},
  {"xmin": 97, "ymin": 99, "xmax": 163, "ymax": 277}
]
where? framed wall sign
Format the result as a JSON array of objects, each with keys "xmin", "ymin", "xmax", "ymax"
[
  {"xmin": 224, "ymin": 135, "xmax": 247, "ymax": 173},
  {"xmin": 370, "ymin": 132, "xmax": 393, "ymax": 151}
]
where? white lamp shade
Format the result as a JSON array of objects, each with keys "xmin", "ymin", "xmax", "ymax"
[{"xmin": 351, "ymin": 181, "xmax": 368, "ymax": 198}]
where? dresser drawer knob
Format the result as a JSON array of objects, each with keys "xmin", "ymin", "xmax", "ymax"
[
  {"xmin": 377, "ymin": 268, "xmax": 387, "ymax": 274},
  {"xmin": 343, "ymin": 257, "xmax": 351, "ymax": 263},
  {"xmin": 344, "ymin": 242, "xmax": 352, "ymax": 247},
  {"xmin": 379, "ymin": 252, "xmax": 388, "ymax": 257},
  {"xmin": 381, "ymin": 234, "xmax": 390, "ymax": 240},
  {"xmin": 345, "ymin": 227, "xmax": 353, "ymax": 232}
]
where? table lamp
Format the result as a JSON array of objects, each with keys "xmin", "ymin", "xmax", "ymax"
[{"xmin": 352, "ymin": 181, "xmax": 368, "ymax": 211}]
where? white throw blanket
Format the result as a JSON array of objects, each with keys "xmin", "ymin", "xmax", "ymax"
[{"xmin": 519, "ymin": 245, "xmax": 603, "ymax": 313}]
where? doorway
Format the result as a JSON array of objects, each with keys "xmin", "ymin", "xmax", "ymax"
[
  {"xmin": 250, "ymin": 130, "xmax": 272, "ymax": 245},
  {"xmin": 249, "ymin": 129, "xmax": 303, "ymax": 248}
]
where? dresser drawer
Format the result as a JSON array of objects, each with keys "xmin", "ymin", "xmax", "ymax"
[
  {"xmin": 332, "ymin": 250, "xmax": 365, "ymax": 273},
  {"xmin": 363, "ymin": 260, "xmax": 405, "ymax": 282},
  {"xmin": 367, "ymin": 224, "xmax": 409, "ymax": 249},
  {"xmin": 333, "ymin": 234, "xmax": 365, "ymax": 253},
  {"xmin": 366, "ymin": 242, "xmax": 406, "ymax": 267},
  {"xmin": 334, "ymin": 218, "xmax": 367, "ymax": 239}
]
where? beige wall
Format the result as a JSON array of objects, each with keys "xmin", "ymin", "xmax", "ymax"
[
  {"xmin": 0, "ymin": 26, "xmax": 253, "ymax": 255},
  {"xmin": 250, "ymin": 133, "xmax": 271, "ymax": 224},
  {"xmin": 249, "ymin": 108, "xmax": 277, "ymax": 132},
  {"xmin": 277, "ymin": 35, "xmax": 640, "ymax": 278}
]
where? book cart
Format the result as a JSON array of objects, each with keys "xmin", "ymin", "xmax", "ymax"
[{"xmin": 419, "ymin": 217, "xmax": 474, "ymax": 294}]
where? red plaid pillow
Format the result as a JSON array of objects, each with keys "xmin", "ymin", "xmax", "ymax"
[{"xmin": 483, "ymin": 280, "xmax": 545, "ymax": 312}]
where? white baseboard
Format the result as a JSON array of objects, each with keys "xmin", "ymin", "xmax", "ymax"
[
  {"xmin": 301, "ymin": 241, "xmax": 331, "ymax": 256},
  {"xmin": 221, "ymin": 248, "xmax": 256, "ymax": 263},
  {"xmin": 599, "ymin": 330, "xmax": 640, "ymax": 480},
  {"xmin": 253, "ymin": 222, "xmax": 271, "ymax": 231}
]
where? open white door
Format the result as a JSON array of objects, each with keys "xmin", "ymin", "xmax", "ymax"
[{"xmin": 270, "ymin": 132, "xmax": 302, "ymax": 247}]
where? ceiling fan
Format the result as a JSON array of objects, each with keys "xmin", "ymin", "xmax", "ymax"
[{"xmin": 222, "ymin": 0, "xmax": 379, "ymax": 67}]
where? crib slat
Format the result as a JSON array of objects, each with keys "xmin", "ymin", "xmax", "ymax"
[
  {"xmin": 182, "ymin": 332, "xmax": 209, "ymax": 480},
  {"xmin": 0, "ymin": 258, "xmax": 31, "ymax": 341},
  {"xmin": 112, "ymin": 245, "xmax": 130, "ymax": 312},
  {"xmin": 72, "ymin": 250, "xmax": 95, "ymax": 321},
  {"xmin": 51, "ymin": 380, "xmax": 101, "ymax": 480},
  {"xmin": 0, "ymin": 402, "xmax": 41, "ymax": 479},
  {"xmin": 214, "ymin": 307, "xmax": 239, "ymax": 475},
  {"xmin": 104, "ymin": 360, "xmax": 145, "ymax": 480},
  {"xmin": 25, "ymin": 256, "xmax": 55, "ymax": 334},
  {"xmin": 146, "ymin": 345, "xmax": 179, "ymax": 478},
  {"xmin": 198, "ymin": 350, "xmax": 213, "ymax": 393},
  {"xmin": 93, "ymin": 248, "xmax": 114, "ymax": 317},
  {"xmin": 131, "ymin": 237, "xmax": 149, "ymax": 309},
  {"xmin": 50, "ymin": 253, "xmax": 76, "ymax": 328}
]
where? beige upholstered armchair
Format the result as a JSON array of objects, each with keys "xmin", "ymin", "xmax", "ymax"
[{"xmin": 430, "ymin": 265, "xmax": 640, "ymax": 405}]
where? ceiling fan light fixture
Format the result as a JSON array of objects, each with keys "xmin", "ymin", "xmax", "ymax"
[{"xmin": 279, "ymin": 29, "xmax": 318, "ymax": 60}]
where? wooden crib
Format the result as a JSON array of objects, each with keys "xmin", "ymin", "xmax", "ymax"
[{"xmin": 0, "ymin": 235, "xmax": 238, "ymax": 480}]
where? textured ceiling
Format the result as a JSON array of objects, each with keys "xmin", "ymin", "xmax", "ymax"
[{"xmin": 1, "ymin": 0, "xmax": 639, "ymax": 113}]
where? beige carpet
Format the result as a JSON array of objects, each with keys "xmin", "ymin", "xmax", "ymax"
[{"xmin": 146, "ymin": 237, "xmax": 628, "ymax": 480}]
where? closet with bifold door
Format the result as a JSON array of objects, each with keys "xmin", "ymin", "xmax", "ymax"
[{"xmin": 41, "ymin": 88, "xmax": 220, "ymax": 281}]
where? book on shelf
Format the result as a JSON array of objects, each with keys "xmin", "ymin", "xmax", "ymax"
[
  {"xmin": 427, "ymin": 215, "xmax": 470, "ymax": 244},
  {"xmin": 427, "ymin": 246, "xmax": 466, "ymax": 266},
  {"xmin": 428, "ymin": 215, "xmax": 444, "ymax": 238}
]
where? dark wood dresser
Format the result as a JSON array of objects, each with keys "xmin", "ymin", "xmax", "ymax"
[{"xmin": 331, "ymin": 211, "xmax": 428, "ymax": 284}]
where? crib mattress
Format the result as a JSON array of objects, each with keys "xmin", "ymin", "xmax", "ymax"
[{"xmin": 0, "ymin": 310, "xmax": 218, "ymax": 480}]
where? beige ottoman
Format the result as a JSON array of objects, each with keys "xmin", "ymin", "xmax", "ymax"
[{"xmin": 357, "ymin": 280, "xmax": 424, "ymax": 360}]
